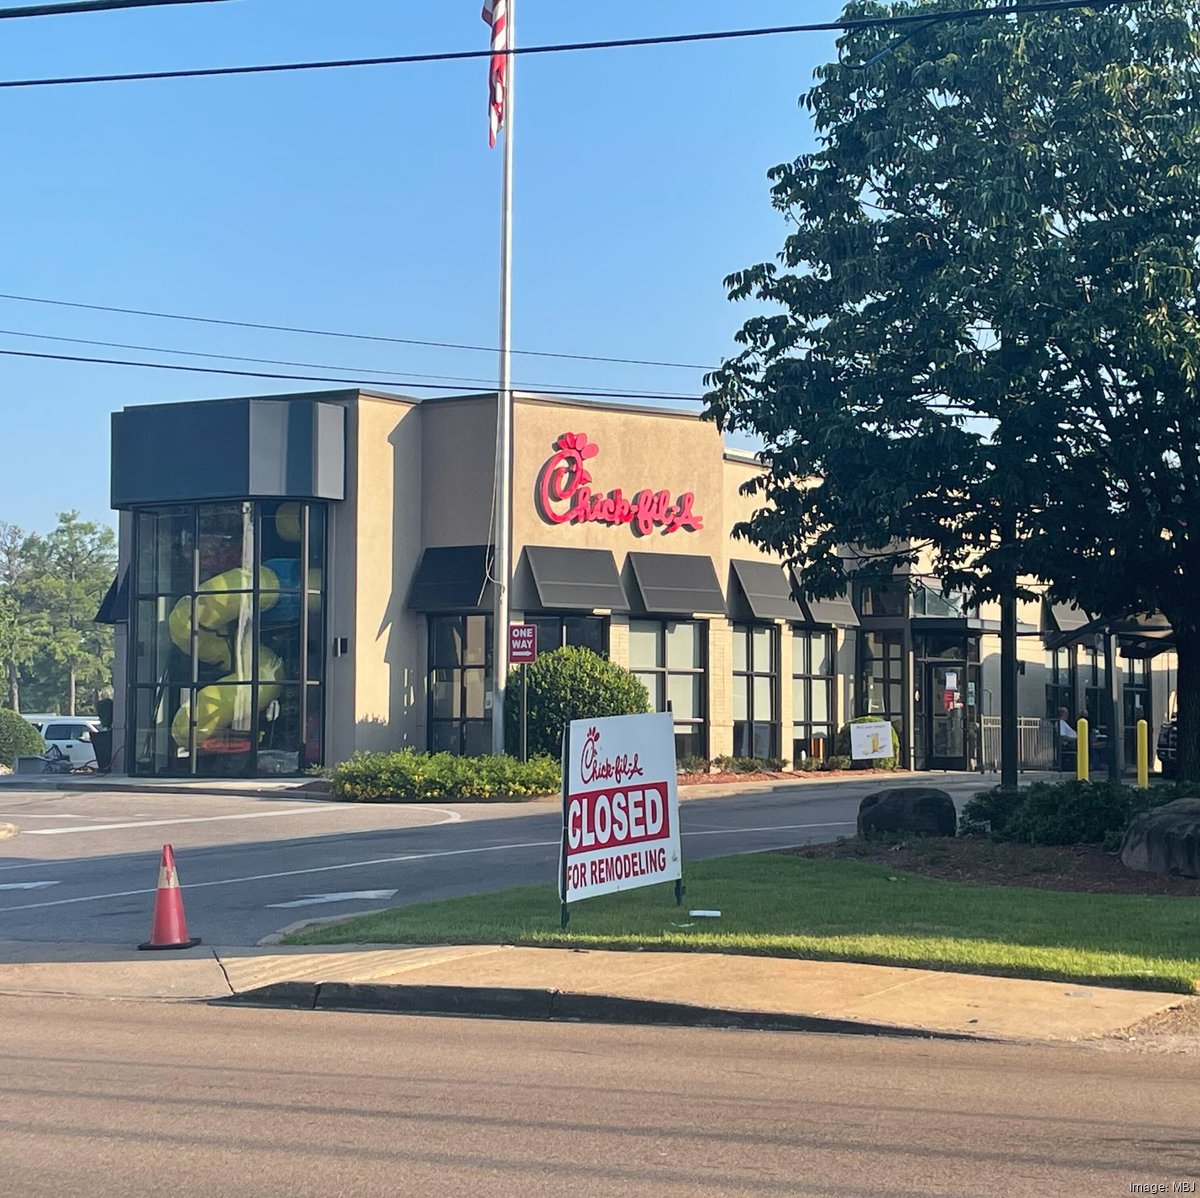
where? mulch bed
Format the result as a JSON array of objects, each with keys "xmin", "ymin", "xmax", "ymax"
[{"xmin": 785, "ymin": 837, "xmax": 1200, "ymax": 896}]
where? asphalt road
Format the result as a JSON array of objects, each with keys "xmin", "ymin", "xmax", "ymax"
[
  {"xmin": 0, "ymin": 994, "xmax": 1195, "ymax": 1197},
  {"xmin": 0, "ymin": 773, "xmax": 989, "ymax": 946}
]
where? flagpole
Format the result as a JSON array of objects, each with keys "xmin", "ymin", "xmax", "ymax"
[{"xmin": 491, "ymin": 0, "xmax": 514, "ymax": 754}]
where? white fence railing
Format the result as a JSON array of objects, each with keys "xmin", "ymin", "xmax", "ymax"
[{"xmin": 979, "ymin": 716, "xmax": 1058, "ymax": 772}]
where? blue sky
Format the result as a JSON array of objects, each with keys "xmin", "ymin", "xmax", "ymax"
[{"xmin": 0, "ymin": 0, "xmax": 846, "ymax": 531}]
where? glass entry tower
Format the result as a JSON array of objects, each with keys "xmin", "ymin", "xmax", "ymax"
[{"xmin": 129, "ymin": 500, "xmax": 327, "ymax": 777}]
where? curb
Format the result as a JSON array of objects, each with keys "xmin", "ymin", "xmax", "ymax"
[
  {"xmin": 0, "ymin": 822, "xmax": 17, "ymax": 841},
  {"xmin": 214, "ymin": 980, "xmax": 991, "ymax": 1041}
]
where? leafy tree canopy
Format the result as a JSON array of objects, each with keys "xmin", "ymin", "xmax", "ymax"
[
  {"xmin": 705, "ymin": 0, "xmax": 1200, "ymax": 769},
  {"xmin": 0, "ymin": 513, "xmax": 116, "ymax": 715}
]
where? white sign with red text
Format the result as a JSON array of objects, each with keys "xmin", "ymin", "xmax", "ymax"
[{"xmin": 559, "ymin": 712, "xmax": 682, "ymax": 904}]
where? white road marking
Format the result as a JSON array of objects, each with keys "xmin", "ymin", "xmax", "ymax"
[
  {"xmin": 0, "ymin": 880, "xmax": 59, "ymax": 891},
  {"xmin": 20, "ymin": 807, "xmax": 351, "ymax": 836},
  {"xmin": 0, "ymin": 813, "xmax": 88, "ymax": 819},
  {"xmin": 0, "ymin": 820, "xmax": 852, "ymax": 913},
  {"xmin": 267, "ymin": 889, "xmax": 399, "ymax": 909},
  {"xmin": 0, "ymin": 839, "xmax": 563, "ymax": 911},
  {"xmin": 20, "ymin": 804, "xmax": 463, "ymax": 836}
]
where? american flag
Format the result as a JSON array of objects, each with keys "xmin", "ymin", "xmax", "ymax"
[{"xmin": 482, "ymin": 0, "xmax": 508, "ymax": 147}]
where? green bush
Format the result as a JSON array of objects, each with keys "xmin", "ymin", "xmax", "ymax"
[
  {"xmin": 325, "ymin": 749, "xmax": 560, "ymax": 803},
  {"xmin": 833, "ymin": 716, "xmax": 900, "ymax": 770},
  {"xmin": 959, "ymin": 786, "xmax": 1025, "ymax": 837},
  {"xmin": 505, "ymin": 647, "xmax": 650, "ymax": 758},
  {"xmin": 962, "ymin": 779, "xmax": 1171, "ymax": 847},
  {"xmin": 712, "ymin": 755, "xmax": 787, "ymax": 774},
  {"xmin": 0, "ymin": 708, "xmax": 44, "ymax": 767},
  {"xmin": 676, "ymin": 755, "xmax": 711, "ymax": 775},
  {"xmin": 823, "ymin": 755, "xmax": 853, "ymax": 771}
]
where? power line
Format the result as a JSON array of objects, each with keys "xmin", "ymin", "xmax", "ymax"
[
  {"xmin": 0, "ymin": 344, "xmax": 707, "ymax": 403},
  {"xmin": 0, "ymin": 291, "xmax": 711, "ymax": 371},
  {"xmin": 0, "ymin": 0, "xmax": 1139, "ymax": 90},
  {"xmin": 0, "ymin": 0, "xmax": 228, "ymax": 17},
  {"xmin": 0, "ymin": 324, "xmax": 701, "ymax": 398}
]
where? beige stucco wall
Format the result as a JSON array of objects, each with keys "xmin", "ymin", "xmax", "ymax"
[{"xmin": 325, "ymin": 393, "xmax": 427, "ymax": 760}]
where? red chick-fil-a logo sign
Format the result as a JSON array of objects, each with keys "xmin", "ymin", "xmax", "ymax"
[{"xmin": 536, "ymin": 432, "xmax": 704, "ymax": 536}]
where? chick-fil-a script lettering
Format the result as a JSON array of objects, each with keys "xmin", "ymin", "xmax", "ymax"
[{"xmin": 536, "ymin": 432, "xmax": 703, "ymax": 536}]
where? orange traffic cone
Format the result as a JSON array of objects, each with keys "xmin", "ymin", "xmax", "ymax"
[{"xmin": 138, "ymin": 844, "xmax": 201, "ymax": 951}]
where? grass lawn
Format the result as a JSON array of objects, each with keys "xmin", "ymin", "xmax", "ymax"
[{"xmin": 287, "ymin": 853, "xmax": 1200, "ymax": 994}]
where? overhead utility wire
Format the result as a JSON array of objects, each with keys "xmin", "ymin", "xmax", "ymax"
[
  {"xmin": 0, "ymin": 0, "xmax": 228, "ymax": 19},
  {"xmin": 0, "ymin": 291, "xmax": 711, "ymax": 371},
  {"xmin": 0, "ymin": 0, "xmax": 1138, "ymax": 90},
  {"xmin": 0, "ymin": 325, "xmax": 698, "ymax": 398},
  {"xmin": 0, "ymin": 345, "xmax": 706, "ymax": 403}
]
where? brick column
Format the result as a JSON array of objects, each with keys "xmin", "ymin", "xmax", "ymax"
[
  {"xmin": 707, "ymin": 617, "xmax": 733, "ymax": 761},
  {"xmin": 777, "ymin": 621, "xmax": 794, "ymax": 768}
]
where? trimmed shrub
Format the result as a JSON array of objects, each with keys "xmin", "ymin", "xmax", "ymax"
[
  {"xmin": 326, "ymin": 750, "xmax": 560, "ymax": 803},
  {"xmin": 676, "ymin": 755, "xmax": 711, "ymax": 775},
  {"xmin": 505, "ymin": 646, "xmax": 650, "ymax": 759},
  {"xmin": 959, "ymin": 786, "xmax": 1024, "ymax": 838},
  {"xmin": 823, "ymin": 755, "xmax": 853, "ymax": 771},
  {"xmin": 961, "ymin": 779, "xmax": 1172, "ymax": 847},
  {"xmin": 713, "ymin": 755, "xmax": 787, "ymax": 774},
  {"xmin": 833, "ymin": 716, "xmax": 901, "ymax": 771},
  {"xmin": 0, "ymin": 708, "xmax": 43, "ymax": 767},
  {"xmin": 1004, "ymin": 779, "xmax": 1162, "ymax": 847}
]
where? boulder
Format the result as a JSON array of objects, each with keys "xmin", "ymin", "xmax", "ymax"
[
  {"xmin": 857, "ymin": 787, "xmax": 957, "ymax": 839},
  {"xmin": 1120, "ymin": 798, "xmax": 1200, "ymax": 879}
]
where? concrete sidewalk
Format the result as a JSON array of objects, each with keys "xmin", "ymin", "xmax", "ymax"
[{"xmin": 0, "ymin": 939, "xmax": 1184, "ymax": 1044}]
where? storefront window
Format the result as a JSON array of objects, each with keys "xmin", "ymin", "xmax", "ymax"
[
  {"xmin": 1046, "ymin": 646, "xmax": 1076, "ymax": 719},
  {"xmin": 527, "ymin": 615, "xmax": 607, "ymax": 657},
  {"xmin": 629, "ymin": 619, "xmax": 707, "ymax": 761},
  {"xmin": 855, "ymin": 580, "xmax": 909, "ymax": 617},
  {"xmin": 428, "ymin": 614, "xmax": 493, "ymax": 756},
  {"xmin": 1124, "ymin": 656, "xmax": 1150, "ymax": 765},
  {"xmin": 793, "ymin": 629, "xmax": 835, "ymax": 766},
  {"xmin": 129, "ymin": 502, "xmax": 326, "ymax": 777},
  {"xmin": 733, "ymin": 624, "xmax": 778, "ymax": 761},
  {"xmin": 1080, "ymin": 646, "xmax": 1108, "ymax": 732},
  {"xmin": 911, "ymin": 582, "xmax": 970, "ymax": 618},
  {"xmin": 859, "ymin": 631, "xmax": 906, "ymax": 756}
]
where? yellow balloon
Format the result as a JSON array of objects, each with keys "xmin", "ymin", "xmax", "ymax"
[{"xmin": 275, "ymin": 503, "xmax": 303, "ymax": 543}]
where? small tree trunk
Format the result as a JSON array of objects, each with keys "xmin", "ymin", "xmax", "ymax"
[
  {"xmin": 68, "ymin": 666, "xmax": 76, "ymax": 717},
  {"xmin": 7, "ymin": 663, "xmax": 17, "ymax": 713},
  {"xmin": 1174, "ymin": 629, "xmax": 1200, "ymax": 781}
]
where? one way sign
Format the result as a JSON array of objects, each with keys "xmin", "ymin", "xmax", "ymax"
[{"xmin": 509, "ymin": 623, "xmax": 538, "ymax": 664}]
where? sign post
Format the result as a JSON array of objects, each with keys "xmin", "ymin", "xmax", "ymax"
[
  {"xmin": 508, "ymin": 624, "xmax": 537, "ymax": 761},
  {"xmin": 558, "ymin": 712, "xmax": 682, "ymax": 927}
]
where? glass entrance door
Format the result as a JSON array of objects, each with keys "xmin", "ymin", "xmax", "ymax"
[{"xmin": 925, "ymin": 661, "xmax": 972, "ymax": 771}]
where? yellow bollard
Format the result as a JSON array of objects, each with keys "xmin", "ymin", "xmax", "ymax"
[
  {"xmin": 1076, "ymin": 717, "xmax": 1089, "ymax": 781},
  {"xmin": 1137, "ymin": 719, "xmax": 1149, "ymax": 789}
]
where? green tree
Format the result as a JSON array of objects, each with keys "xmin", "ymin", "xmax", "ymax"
[
  {"xmin": 0, "ymin": 521, "xmax": 40, "ymax": 712},
  {"xmin": 19, "ymin": 513, "xmax": 116, "ymax": 716},
  {"xmin": 506, "ymin": 647, "xmax": 651, "ymax": 758},
  {"xmin": 705, "ymin": 2, "xmax": 1200, "ymax": 773}
]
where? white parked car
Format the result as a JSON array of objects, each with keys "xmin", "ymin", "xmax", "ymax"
[{"xmin": 37, "ymin": 718, "xmax": 101, "ymax": 768}]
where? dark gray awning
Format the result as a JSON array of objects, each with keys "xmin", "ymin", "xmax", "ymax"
[
  {"xmin": 729, "ymin": 559, "xmax": 804, "ymax": 622},
  {"xmin": 524, "ymin": 546, "xmax": 629, "ymax": 612},
  {"xmin": 795, "ymin": 572, "xmax": 859, "ymax": 628},
  {"xmin": 1047, "ymin": 601, "xmax": 1091, "ymax": 634},
  {"xmin": 408, "ymin": 545, "xmax": 494, "ymax": 612},
  {"xmin": 627, "ymin": 553, "xmax": 725, "ymax": 616},
  {"xmin": 95, "ymin": 570, "xmax": 129, "ymax": 625}
]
